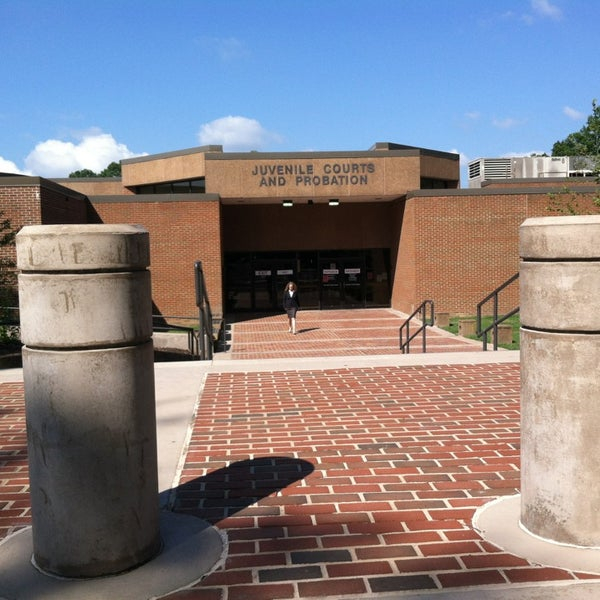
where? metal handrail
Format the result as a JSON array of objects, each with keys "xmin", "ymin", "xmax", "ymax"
[
  {"xmin": 399, "ymin": 300, "xmax": 434, "ymax": 354},
  {"xmin": 194, "ymin": 260, "xmax": 214, "ymax": 360},
  {"xmin": 152, "ymin": 315, "xmax": 199, "ymax": 357},
  {"xmin": 476, "ymin": 273, "xmax": 519, "ymax": 351}
]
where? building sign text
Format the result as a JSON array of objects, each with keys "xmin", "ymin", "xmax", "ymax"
[{"xmin": 251, "ymin": 162, "xmax": 376, "ymax": 188}]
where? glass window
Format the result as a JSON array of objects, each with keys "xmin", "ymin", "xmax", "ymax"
[
  {"xmin": 190, "ymin": 179, "xmax": 206, "ymax": 193},
  {"xmin": 171, "ymin": 181, "xmax": 190, "ymax": 193},
  {"xmin": 135, "ymin": 178, "xmax": 206, "ymax": 194}
]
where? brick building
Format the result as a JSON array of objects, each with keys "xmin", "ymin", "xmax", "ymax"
[{"xmin": 1, "ymin": 144, "xmax": 598, "ymax": 322}]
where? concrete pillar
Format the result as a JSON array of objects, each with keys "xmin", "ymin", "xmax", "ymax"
[
  {"xmin": 17, "ymin": 224, "xmax": 161, "ymax": 577},
  {"xmin": 520, "ymin": 215, "xmax": 600, "ymax": 547}
]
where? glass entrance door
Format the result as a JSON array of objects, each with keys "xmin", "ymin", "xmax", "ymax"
[
  {"xmin": 320, "ymin": 256, "xmax": 365, "ymax": 308},
  {"xmin": 343, "ymin": 263, "xmax": 363, "ymax": 307},
  {"xmin": 320, "ymin": 263, "xmax": 342, "ymax": 308},
  {"xmin": 254, "ymin": 258, "xmax": 295, "ymax": 311},
  {"xmin": 225, "ymin": 250, "xmax": 388, "ymax": 312}
]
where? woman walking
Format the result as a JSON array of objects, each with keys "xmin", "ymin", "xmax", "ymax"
[{"xmin": 282, "ymin": 281, "xmax": 300, "ymax": 334}]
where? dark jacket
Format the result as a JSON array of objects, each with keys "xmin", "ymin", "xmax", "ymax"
[{"xmin": 282, "ymin": 290, "xmax": 300, "ymax": 310}]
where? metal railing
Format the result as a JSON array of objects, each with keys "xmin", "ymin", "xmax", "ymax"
[
  {"xmin": 399, "ymin": 300, "xmax": 434, "ymax": 354},
  {"xmin": 151, "ymin": 261, "xmax": 215, "ymax": 360},
  {"xmin": 476, "ymin": 273, "xmax": 519, "ymax": 351},
  {"xmin": 194, "ymin": 260, "xmax": 214, "ymax": 360},
  {"xmin": 152, "ymin": 315, "xmax": 199, "ymax": 357}
]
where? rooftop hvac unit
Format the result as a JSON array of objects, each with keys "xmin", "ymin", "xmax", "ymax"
[
  {"xmin": 467, "ymin": 158, "xmax": 512, "ymax": 188},
  {"xmin": 568, "ymin": 156, "xmax": 596, "ymax": 176},
  {"xmin": 512, "ymin": 156, "xmax": 568, "ymax": 178}
]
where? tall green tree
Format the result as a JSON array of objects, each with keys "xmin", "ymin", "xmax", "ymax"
[
  {"xmin": 69, "ymin": 161, "xmax": 122, "ymax": 178},
  {"xmin": 99, "ymin": 161, "xmax": 122, "ymax": 177},
  {"xmin": 548, "ymin": 100, "xmax": 600, "ymax": 215},
  {"xmin": 0, "ymin": 212, "xmax": 19, "ymax": 346},
  {"xmin": 0, "ymin": 212, "xmax": 16, "ymax": 299},
  {"xmin": 68, "ymin": 168, "xmax": 98, "ymax": 178},
  {"xmin": 552, "ymin": 99, "xmax": 600, "ymax": 157}
]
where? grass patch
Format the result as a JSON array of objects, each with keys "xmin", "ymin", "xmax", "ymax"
[{"xmin": 442, "ymin": 314, "xmax": 520, "ymax": 350}]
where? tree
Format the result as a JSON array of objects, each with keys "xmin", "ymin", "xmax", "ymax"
[
  {"xmin": 547, "ymin": 99, "xmax": 599, "ymax": 213},
  {"xmin": 552, "ymin": 99, "xmax": 600, "ymax": 157},
  {"xmin": 0, "ymin": 212, "xmax": 19, "ymax": 348},
  {"xmin": 68, "ymin": 161, "xmax": 122, "ymax": 178},
  {"xmin": 68, "ymin": 168, "xmax": 98, "ymax": 178},
  {"xmin": 546, "ymin": 100, "xmax": 600, "ymax": 215},
  {"xmin": 100, "ymin": 161, "xmax": 122, "ymax": 177}
]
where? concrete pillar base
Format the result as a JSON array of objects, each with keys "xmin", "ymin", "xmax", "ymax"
[
  {"xmin": 458, "ymin": 319, "xmax": 476, "ymax": 337},
  {"xmin": 23, "ymin": 343, "xmax": 160, "ymax": 577},
  {"xmin": 474, "ymin": 494, "xmax": 600, "ymax": 575},
  {"xmin": 0, "ymin": 512, "xmax": 225, "ymax": 600},
  {"xmin": 521, "ymin": 329, "xmax": 600, "ymax": 546},
  {"xmin": 435, "ymin": 312, "xmax": 450, "ymax": 328}
]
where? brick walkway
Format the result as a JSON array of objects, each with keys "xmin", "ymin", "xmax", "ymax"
[
  {"xmin": 1, "ymin": 309, "xmax": 598, "ymax": 599},
  {"xmin": 226, "ymin": 309, "xmax": 481, "ymax": 359},
  {"xmin": 164, "ymin": 362, "xmax": 600, "ymax": 599}
]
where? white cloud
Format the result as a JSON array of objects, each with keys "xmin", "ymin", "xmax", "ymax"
[
  {"xmin": 531, "ymin": 0, "xmax": 562, "ymax": 20},
  {"xmin": 492, "ymin": 117, "xmax": 525, "ymax": 129},
  {"xmin": 24, "ymin": 130, "xmax": 143, "ymax": 178},
  {"xmin": 500, "ymin": 0, "xmax": 562, "ymax": 24},
  {"xmin": 0, "ymin": 157, "xmax": 30, "ymax": 175},
  {"xmin": 197, "ymin": 36, "xmax": 249, "ymax": 62},
  {"xmin": 198, "ymin": 116, "xmax": 283, "ymax": 151},
  {"xmin": 563, "ymin": 105, "xmax": 585, "ymax": 120}
]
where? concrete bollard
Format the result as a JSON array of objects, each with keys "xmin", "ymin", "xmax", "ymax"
[
  {"xmin": 17, "ymin": 224, "xmax": 161, "ymax": 577},
  {"xmin": 520, "ymin": 215, "xmax": 600, "ymax": 547}
]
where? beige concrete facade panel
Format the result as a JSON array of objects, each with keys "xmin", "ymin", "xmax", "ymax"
[
  {"xmin": 122, "ymin": 153, "xmax": 206, "ymax": 187},
  {"xmin": 54, "ymin": 179, "xmax": 130, "ymax": 196},
  {"xmin": 380, "ymin": 156, "xmax": 421, "ymax": 195},
  {"xmin": 205, "ymin": 155, "xmax": 423, "ymax": 201},
  {"xmin": 420, "ymin": 154, "xmax": 460, "ymax": 183}
]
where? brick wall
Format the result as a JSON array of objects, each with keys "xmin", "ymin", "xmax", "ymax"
[
  {"xmin": 483, "ymin": 177, "xmax": 597, "ymax": 189},
  {"xmin": 390, "ymin": 198, "xmax": 416, "ymax": 313},
  {"xmin": 90, "ymin": 196, "xmax": 223, "ymax": 319},
  {"xmin": 391, "ymin": 187, "xmax": 600, "ymax": 316},
  {"xmin": 0, "ymin": 184, "xmax": 42, "ymax": 268},
  {"xmin": 0, "ymin": 181, "xmax": 95, "ymax": 304},
  {"xmin": 414, "ymin": 193, "xmax": 523, "ymax": 315},
  {"xmin": 40, "ymin": 186, "xmax": 89, "ymax": 224},
  {"xmin": 2, "ymin": 177, "xmax": 598, "ymax": 321}
]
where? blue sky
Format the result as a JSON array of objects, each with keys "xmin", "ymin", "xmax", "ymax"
[{"xmin": 1, "ymin": 0, "xmax": 598, "ymax": 185}]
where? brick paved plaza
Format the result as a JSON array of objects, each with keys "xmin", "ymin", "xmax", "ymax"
[{"xmin": 1, "ymin": 309, "xmax": 599, "ymax": 599}]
